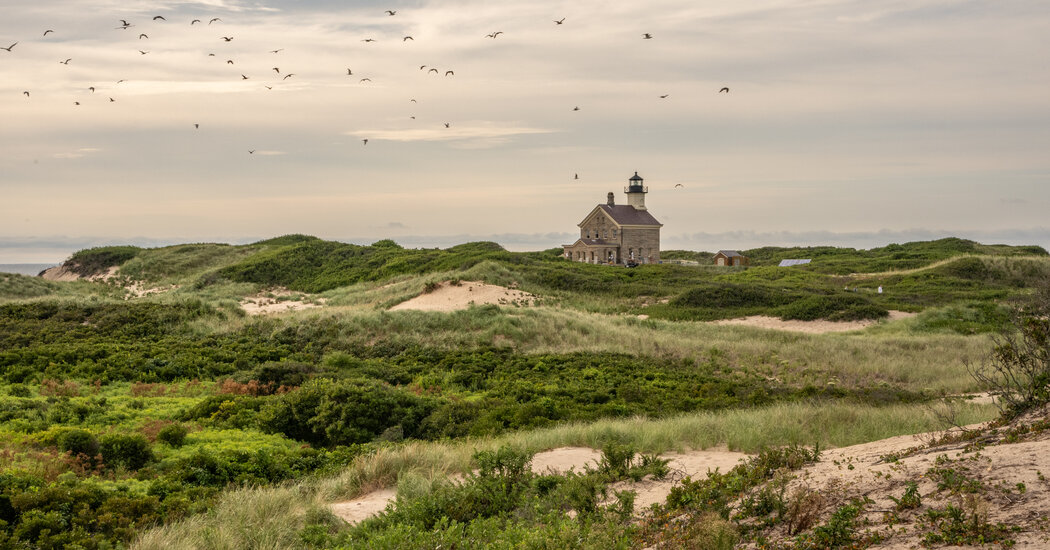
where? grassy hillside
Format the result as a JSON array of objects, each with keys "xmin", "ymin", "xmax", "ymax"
[{"xmin": 0, "ymin": 235, "xmax": 1046, "ymax": 548}]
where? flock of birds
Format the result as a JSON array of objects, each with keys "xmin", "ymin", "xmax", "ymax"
[{"xmin": 3, "ymin": 9, "xmax": 730, "ymax": 182}]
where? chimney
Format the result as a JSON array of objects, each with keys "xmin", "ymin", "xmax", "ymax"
[{"xmin": 607, "ymin": 192, "xmax": 615, "ymax": 206}]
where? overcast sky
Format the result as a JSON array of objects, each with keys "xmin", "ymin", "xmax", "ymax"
[{"xmin": 2, "ymin": 0, "xmax": 1049, "ymax": 262}]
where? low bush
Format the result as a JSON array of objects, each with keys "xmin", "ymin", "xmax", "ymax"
[{"xmin": 99, "ymin": 433, "xmax": 153, "ymax": 471}]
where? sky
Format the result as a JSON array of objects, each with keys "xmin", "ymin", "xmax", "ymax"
[{"xmin": 2, "ymin": 0, "xmax": 1049, "ymax": 263}]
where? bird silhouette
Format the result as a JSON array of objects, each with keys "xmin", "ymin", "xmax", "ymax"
[
  {"xmin": 59, "ymin": 58, "xmax": 71, "ymax": 64},
  {"xmin": 574, "ymin": 173, "xmax": 579, "ymax": 180},
  {"xmin": 719, "ymin": 87, "xmax": 729, "ymax": 93},
  {"xmin": 386, "ymin": 10, "xmax": 396, "ymax": 15},
  {"xmin": 572, "ymin": 106, "xmax": 579, "ymax": 111},
  {"xmin": 249, "ymin": 150, "xmax": 255, "ymax": 154},
  {"xmin": 361, "ymin": 38, "xmax": 375, "ymax": 42},
  {"xmin": 659, "ymin": 94, "xmax": 669, "ymax": 98},
  {"xmin": 89, "ymin": 87, "xmax": 95, "ymax": 92},
  {"xmin": 428, "ymin": 68, "xmax": 438, "ymax": 74},
  {"xmin": 139, "ymin": 50, "xmax": 149, "ymax": 55},
  {"xmin": 642, "ymin": 33, "xmax": 653, "ymax": 39},
  {"xmin": 74, "ymin": 101, "xmax": 80, "ymax": 105},
  {"xmin": 444, "ymin": 70, "xmax": 454, "ymax": 76},
  {"xmin": 221, "ymin": 36, "xmax": 233, "ymax": 42},
  {"xmin": 109, "ymin": 97, "xmax": 115, "ymax": 102},
  {"xmin": 444, "ymin": 123, "xmax": 450, "ymax": 128},
  {"xmin": 2, "ymin": 42, "xmax": 18, "ymax": 51},
  {"xmin": 264, "ymin": 85, "xmax": 272, "ymax": 89},
  {"xmin": 209, "ymin": 18, "xmax": 221, "ymax": 24},
  {"xmin": 273, "ymin": 67, "xmax": 280, "ymax": 73},
  {"xmin": 241, "ymin": 74, "xmax": 249, "ymax": 79},
  {"xmin": 139, "ymin": 33, "xmax": 148, "ymax": 39},
  {"xmin": 403, "ymin": 36, "xmax": 413, "ymax": 41},
  {"xmin": 359, "ymin": 78, "xmax": 371, "ymax": 82},
  {"xmin": 486, "ymin": 31, "xmax": 503, "ymax": 38},
  {"xmin": 554, "ymin": 18, "xmax": 565, "ymax": 24},
  {"xmin": 191, "ymin": 19, "xmax": 201, "ymax": 25},
  {"xmin": 410, "ymin": 99, "xmax": 417, "ymax": 102},
  {"xmin": 674, "ymin": 183, "xmax": 684, "ymax": 188},
  {"xmin": 153, "ymin": 15, "xmax": 166, "ymax": 21},
  {"xmin": 282, "ymin": 73, "xmax": 294, "ymax": 79},
  {"xmin": 43, "ymin": 30, "xmax": 54, "ymax": 36},
  {"xmin": 194, "ymin": 123, "xmax": 199, "ymax": 128},
  {"xmin": 362, "ymin": 139, "xmax": 368, "ymax": 145},
  {"xmin": 227, "ymin": 59, "xmax": 234, "ymax": 64},
  {"xmin": 116, "ymin": 79, "xmax": 126, "ymax": 84},
  {"xmin": 419, "ymin": 65, "xmax": 426, "ymax": 70},
  {"xmin": 23, "ymin": 91, "xmax": 29, "ymax": 97},
  {"xmin": 346, "ymin": 68, "xmax": 353, "ymax": 75}
]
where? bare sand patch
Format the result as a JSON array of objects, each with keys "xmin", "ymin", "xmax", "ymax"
[
  {"xmin": 329, "ymin": 488, "xmax": 397, "ymax": 526},
  {"xmin": 240, "ymin": 288, "xmax": 325, "ymax": 315},
  {"xmin": 389, "ymin": 281, "xmax": 534, "ymax": 312},
  {"xmin": 714, "ymin": 310, "xmax": 916, "ymax": 334}
]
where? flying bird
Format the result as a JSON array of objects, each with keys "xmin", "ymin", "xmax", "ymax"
[
  {"xmin": 249, "ymin": 150, "xmax": 255, "ymax": 154},
  {"xmin": 410, "ymin": 99, "xmax": 417, "ymax": 102},
  {"xmin": 443, "ymin": 122, "xmax": 450, "ymax": 128},
  {"xmin": 719, "ymin": 87, "xmax": 729, "ymax": 93},
  {"xmin": 361, "ymin": 38, "xmax": 375, "ymax": 42},
  {"xmin": 444, "ymin": 70, "xmax": 453, "ymax": 76},
  {"xmin": 659, "ymin": 94, "xmax": 669, "ymax": 98},
  {"xmin": 271, "ymin": 49, "xmax": 283, "ymax": 53},
  {"xmin": 674, "ymin": 183, "xmax": 684, "ymax": 188},
  {"xmin": 88, "ymin": 86, "xmax": 95, "ymax": 92},
  {"xmin": 486, "ymin": 31, "xmax": 503, "ymax": 38},
  {"xmin": 43, "ymin": 30, "xmax": 54, "ymax": 36},
  {"xmin": 642, "ymin": 33, "xmax": 653, "ymax": 39},
  {"xmin": 221, "ymin": 36, "xmax": 233, "ymax": 42},
  {"xmin": 226, "ymin": 59, "xmax": 234, "ymax": 64},
  {"xmin": 282, "ymin": 73, "xmax": 294, "ymax": 79},
  {"xmin": 386, "ymin": 10, "xmax": 396, "ymax": 16},
  {"xmin": 572, "ymin": 106, "xmax": 579, "ymax": 111},
  {"xmin": 23, "ymin": 91, "xmax": 29, "ymax": 97},
  {"xmin": 139, "ymin": 50, "xmax": 149, "ymax": 55},
  {"xmin": 428, "ymin": 68, "xmax": 438, "ymax": 74},
  {"xmin": 264, "ymin": 85, "xmax": 272, "ymax": 89},
  {"xmin": 554, "ymin": 18, "xmax": 565, "ymax": 25},
  {"xmin": 273, "ymin": 67, "xmax": 280, "ymax": 73},
  {"xmin": 139, "ymin": 33, "xmax": 148, "ymax": 39},
  {"xmin": 191, "ymin": 19, "xmax": 201, "ymax": 25},
  {"xmin": 419, "ymin": 65, "xmax": 426, "ymax": 70},
  {"xmin": 59, "ymin": 58, "xmax": 71, "ymax": 64},
  {"xmin": 209, "ymin": 18, "xmax": 221, "ymax": 24},
  {"xmin": 109, "ymin": 97, "xmax": 115, "ymax": 102},
  {"xmin": 574, "ymin": 173, "xmax": 579, "ymax": 180},
  {"xmin": 153, "ymin": 15, "xmax": 166, "ymax": 21},
  {"xmin": 194, "ymin": 123, "xmax": 199, "ymax": 128},
  {"xmin": 241, "ymin": 74, "xmax": 249, "ymax": 79},
  {"xmin": 74, "ymin": 101, "xmax": 80, "ymax": 105},
  {"xmin": 2, "ymin": 42, "xmax": 18, "ymax": 51},
  {"xmin": 116, "ymin": 79, "xmax": 126, "ymax": 84},
  {"xmin": 359, "ymin": 78, "xmax": 371, "ymax": 82},
  {"xmin": 403, "ymin": 36, "xmax": 413, "ymax": 41},
  {"xmin": 346, "ymin": 68, "xmax": 353, "ymax": 75},
  {"xmin": 362, "ymin": 139, "xmax": 368, "ymax": 145}
]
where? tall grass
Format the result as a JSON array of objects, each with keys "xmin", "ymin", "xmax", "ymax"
[{"xmin": 134, "ymin": 400, "xmax": 996, "ymax": 549}]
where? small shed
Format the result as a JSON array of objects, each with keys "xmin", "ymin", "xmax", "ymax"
[{"xmin": 714, "ymin": 250, "xmax": 749, "ymax": 267}]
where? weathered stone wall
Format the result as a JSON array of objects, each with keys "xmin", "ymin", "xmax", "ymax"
[{"xmin": 621, "ymin": 227, "xmax": 660, "ymax": 263}]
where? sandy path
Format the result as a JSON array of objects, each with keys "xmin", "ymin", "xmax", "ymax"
[
  {"xmin": 713, "ymin": 310, "xmax": 915, "ymax": 334},
  {"xmin": 329, "ymin": 446, "xmax": 749, "ymax": 525},
  {"xmin": 389, "ymin": 281, "xmax": 534, "ymax": 312}
]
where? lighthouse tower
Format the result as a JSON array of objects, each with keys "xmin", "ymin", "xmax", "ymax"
[{"xmin": 625, "ymin": 172, "xmax": 648, "ymax": 210}]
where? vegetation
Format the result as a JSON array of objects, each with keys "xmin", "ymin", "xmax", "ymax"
[{"xmin": 0, "ymin": 235, "xmax": 1045, "ymax": 548}]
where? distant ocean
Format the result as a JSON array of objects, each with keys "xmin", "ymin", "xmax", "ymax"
[{"xmin": 0, "ymin": 264, "xmax": 57, "ymax": 276}]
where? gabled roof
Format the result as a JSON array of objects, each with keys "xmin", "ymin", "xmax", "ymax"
[
  {"xmin": 716, "ymin": 250, "xmax": 743, "ymax": 257},
  {"xmin": 563, "ymin": 238, "xmax": 613, "ymax": 248},
  {"xmin": 581, "ymin": 204, "xmax": 661, "ymax": 227}
]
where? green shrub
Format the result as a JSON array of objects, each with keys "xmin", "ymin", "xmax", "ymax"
[
  {"xmin": 157, "ymin": 424, "xmax": 188, "ymax": 447},
  {"xmin": 99, "ymin": 433, "xmax": 154, "ymax": 471},
  {"xmin": 58, "ymin": 428, "xmax": 99, "ymax": 457}
]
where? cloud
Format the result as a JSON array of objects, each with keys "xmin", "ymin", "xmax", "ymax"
[{"xmin": 52, "ymin": 148, "xmax": 102, "ymax": 159}]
